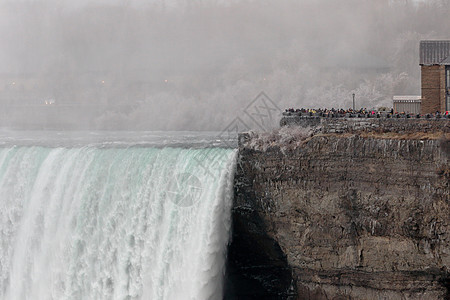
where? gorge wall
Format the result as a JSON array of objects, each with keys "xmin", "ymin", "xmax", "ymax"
[{"xmin": 226, "ymin": 120, "xmax": 449, "ymax": 299}]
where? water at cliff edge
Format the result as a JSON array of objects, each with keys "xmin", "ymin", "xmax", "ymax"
[{"xmin": 0, "ymin": 131, "xmax": 237, "ymax": 300}]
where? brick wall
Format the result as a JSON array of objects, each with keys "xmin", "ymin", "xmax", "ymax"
[{"xmin": 421, "ymin": 65, "xmax": 445, "ymax": 114}]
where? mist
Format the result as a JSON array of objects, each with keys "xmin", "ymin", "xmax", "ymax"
[{"xmin": 0, "ymin": 0, "xmax": 448, "ymax": 130}]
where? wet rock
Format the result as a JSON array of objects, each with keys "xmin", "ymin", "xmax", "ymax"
[{"xmin": 229, "ymin": 131, "xmax": 449, "ymax": 299}]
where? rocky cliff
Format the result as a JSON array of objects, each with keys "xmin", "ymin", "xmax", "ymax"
[{"xmin": 226, "ymin": 122, "xmax": 449, "ymax": 299}]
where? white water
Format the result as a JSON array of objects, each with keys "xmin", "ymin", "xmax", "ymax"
[{"xmin": 0, "ymin": 144, "xmax": 237, "ymax": 300}]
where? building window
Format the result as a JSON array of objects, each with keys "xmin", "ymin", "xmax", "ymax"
[{"xmin": 447, "ymin": 67, "xmax": 450, "ymax": 111}]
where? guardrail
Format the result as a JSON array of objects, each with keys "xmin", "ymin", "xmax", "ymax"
[{"xmin": 282, "ymin": 111, "xmax": 450, "ymax": 120}]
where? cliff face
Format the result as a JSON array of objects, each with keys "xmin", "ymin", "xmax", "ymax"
[{"xmin": 228, "ymin": 129, "xmax": 449, "ymax": 299}]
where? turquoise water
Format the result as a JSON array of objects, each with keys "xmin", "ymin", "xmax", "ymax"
[{"xmin": 0, "ymin": 144, "xmax": 237, "ymax": 299}]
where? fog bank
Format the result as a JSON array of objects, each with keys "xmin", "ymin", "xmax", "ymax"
[{"xmin": 0, "ymin": 0, "xmax": 448, "ymax": 130}]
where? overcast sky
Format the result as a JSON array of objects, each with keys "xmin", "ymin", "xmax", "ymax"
[{"xmin": 0, "ymin": 0, "xmax": 448, "ymax": 130}]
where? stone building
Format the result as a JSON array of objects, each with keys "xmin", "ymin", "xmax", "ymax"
[{"xmin": 420, "ymin": 40, "xmax": 450, "ymax": 114}]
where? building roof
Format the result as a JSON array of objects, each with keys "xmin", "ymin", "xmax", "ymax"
[
  {"xmin": 392, "ymin": 95, "xmax": 422, "ymax": 100},
  {"xmin": 420, "ymin": 40, "xmax": 450, "ymax": 65},
  {"xmin": 441, "ymin": 56, "xmax": 450, "ymax": 65},
  {"xmin": 393, "ymin": 95, "xmax": 421, "ymax": 101}
]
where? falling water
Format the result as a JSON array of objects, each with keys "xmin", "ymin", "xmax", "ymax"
[{"xmin": 0, "ymin": 144, "xmax": 237, "ymax": 300}]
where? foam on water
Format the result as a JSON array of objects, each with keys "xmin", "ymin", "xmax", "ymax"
[{"xmin": 0, "ymin": 145, "xmax": 237, "ymax": 300}]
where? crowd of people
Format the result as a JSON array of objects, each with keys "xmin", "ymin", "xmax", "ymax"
[{"xmin": 283, "ymin": 108, "xmax": 450, "ymax": 119}]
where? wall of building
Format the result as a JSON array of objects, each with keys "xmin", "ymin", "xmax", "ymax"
[
  {"xmin": 393, "ymin": 100, "xmax": 421, "ymax": 114},
  {"xmin": 421, "ymin": 65, "xmax": 446, "ymax": 114}
]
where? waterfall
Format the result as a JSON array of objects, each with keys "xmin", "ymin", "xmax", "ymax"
[{"xmin": 0, "ymin": 146, "xmax": 237, "ymax": 300}]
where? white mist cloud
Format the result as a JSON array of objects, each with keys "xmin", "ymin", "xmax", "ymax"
[{"xmin": 0, "ymin": 0, "xmax": 448, "ymax": 130}]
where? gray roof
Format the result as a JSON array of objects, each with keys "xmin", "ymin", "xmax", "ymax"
[
  {"xmin": 441, "ymin": 55, "xmax": 450, "ymax": 65},
  {"xmin": 420, "ymin": 40, "xmax": 450, "ymax": 65}
]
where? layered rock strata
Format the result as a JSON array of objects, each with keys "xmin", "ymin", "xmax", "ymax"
[{"xmin": 227, "ymin": 123, "xmax": 449, "ymax": 299}]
